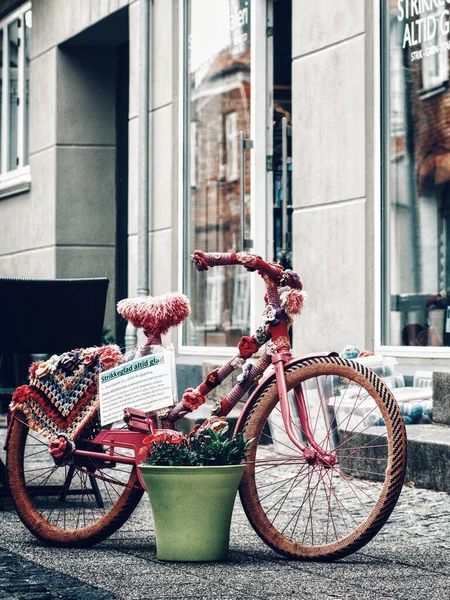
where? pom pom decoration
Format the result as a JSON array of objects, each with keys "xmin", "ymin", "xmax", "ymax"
[
  {"xmin": 117, "ymin": 293, "xmax": 191, "ymax": 336},
  {"xmin": 11, "ymin": 385, "xmax": 31, "ymax": 404},
  {"xmin": 280, "ymin": 289, "xmax": 306, "ymax": 317}
]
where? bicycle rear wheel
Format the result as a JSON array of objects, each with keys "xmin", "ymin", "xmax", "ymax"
[
  {"xmin": 239, "ymin": 356, "xmax": 407, "ymax": 561},
  {"xmin": 7, "ymin": 412, "xmax": 144, "ymax": 547}
]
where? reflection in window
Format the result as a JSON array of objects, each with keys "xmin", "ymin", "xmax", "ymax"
[
  {"xmin": 24, "ymin": 10, "xmax": 31, "ymax": 165},
  {"xmin": 383, "ymin": 2, "xmax": 450, "ymax": 347},
  {"xmin": 225, "ymin": 111, "xmax": 238, "ymax": 182},
  {"xmin": 183, "ymin": 0, "xmax": 251, "ymax": 347},
  {"xmin": 8, "ymin": 19, "xmax": 19, "ymax": 172},
  {"xmin": 421, "ymin": 5, "xmax": 448, "ymax": 92}
]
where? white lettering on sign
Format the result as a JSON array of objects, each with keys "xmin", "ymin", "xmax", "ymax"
[
  {"xmin": 230, "ymin": 1, "xmax": 249, "ymax": 32},
  {"xmin": 397, "ymin": 0, "xmax": 450, "ymax": 50}
]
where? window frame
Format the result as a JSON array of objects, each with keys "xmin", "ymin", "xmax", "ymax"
[
  {"xmin": 378, "ymin": 0, "xmax": 450, "ymax": 359},
  {"xmin": 0, "ymin": 2, "xmax": 31, "ymax": 200}
]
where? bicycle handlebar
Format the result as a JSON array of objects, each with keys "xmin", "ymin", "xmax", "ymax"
[{"xmin": 191, "ymin": 250, "xmax": 302, "ymax": 290}]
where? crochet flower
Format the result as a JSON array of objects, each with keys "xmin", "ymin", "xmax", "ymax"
[
  {"xmin": 11, "ymin": 385, "xmax": 30, "ymax": 404},
  {"xmin": 49, "ymin": 436, "xmax": 69, "ymax": 459},
  {"xmin": 48, "ymin": 434, "xmax": 75, "ymax": 463},
  {"xmin": 237, "ymin": 363, "xmax": 253, "ymax": 384},
  {"xmin": 182, "ymin": 388, "xmax": 206, "ymax": 411},
  {"xmin": 230, "ymin": 356, "xmax": 246, "ymax": 369},
  {"xmin": 280, "ymin": 269, "xmax": 302, "ymax": 290},
  {"xmin": 30, "ymin": 357, "xmax": 58, "ymax": 379},
  {"xmin": 98, "ymin": 345, "xmax": 122, "ymax": 369},
  {"xmin": 262, "ymin": 304, "xmax": 278, "ymax": 322},
  {"xmin": 208, "ymin": 417, "xmax": 229, "ymax": 433},
  {"xmin": 35, "ymin": 362, "xmax": 51, "ymax": 378},
  {"xmin": 254, "ymin": 326, "xmax": 270, "ymax": 345},
  {"xmin": 29, "ymin": 362, "xmax": 40, "ymax": 378},
  {"xmin": 58, "ymin": 352, "xmax": 79, "ymax": 373},
  {"xmin": 82, "ymin": 351, "xmax": 98, "ymax": 367},
  {"xmin": 206, "ymin": 370, "xmax": 219, "ymax": 386},
  {"xmin": 236, "ymin": 252, "xmax": 257, "ymax": 268},
  {"xmin": 47, "ymin": 354, "xmax": 61, "ymax": 372},
  {"xmin": 238, "ymin": 335, "xmax": 259, "ymax": 359}
]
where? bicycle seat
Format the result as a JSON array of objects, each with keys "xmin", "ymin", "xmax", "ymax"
[{"xmin": 117, "ymin": 293, "xmax": 190, "ymax": 336}]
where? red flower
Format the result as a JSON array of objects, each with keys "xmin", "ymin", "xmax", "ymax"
[
  {"xmin": 238, "ymin": 336, "xmax": 259, "ymax": 359},
  {"xmin": 49, "ymin": 436, "xmax": 68, "ymax": 459},
  {"xmin": 29, "ymin": 362, "xmax": 40, "ymax": 378},
  {"xmin": 191, "ymin": 250, "xmax": 209, "ymax": 272},
  {"xmin": 98, "ymin": 345, "xmax": 122, "ymax": 369},
  {"xmin": 12, "ymin": 385, "xmax": 31, "ymax": 404},
  {"xmin": 142, "ymin": 431, "xmax": 184, "ymax": 447},
  {"xmin": 182, "ymin": 388, "xmax": 206, "ymax": 411},
  {"xmin": 82, "ymin": 351, "xmax": 98, "ymax": 367}
]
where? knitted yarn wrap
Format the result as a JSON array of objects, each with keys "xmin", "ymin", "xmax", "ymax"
[
  {"xmin": 117, "ymin": 293, "xmax": 190, "ymax": 336},
  {"xmin": 10, "ymin": 345, "xmax": 123, "ymax": 447}
]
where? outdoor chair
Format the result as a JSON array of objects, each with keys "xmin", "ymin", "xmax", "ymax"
[{"xmin": 0, "ymin": 277, "xmax": 109, "ymax": 509}]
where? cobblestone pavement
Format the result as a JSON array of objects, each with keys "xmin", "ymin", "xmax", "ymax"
[{"xmin": 0, "ymin": 482, "xmax": 449, "ymax": 600}]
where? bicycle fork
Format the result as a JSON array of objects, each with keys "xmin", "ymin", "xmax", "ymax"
[{"xmin": 272, "ymin": 353, "xmax": 336, "ymax": 467}]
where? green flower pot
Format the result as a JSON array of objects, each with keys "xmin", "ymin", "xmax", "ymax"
[{"xmin": 138, "ymin": 464, "xmax": 246, "ymax": 561}]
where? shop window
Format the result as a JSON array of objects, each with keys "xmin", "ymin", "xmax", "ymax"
[
  {"xmin": 382, "ymin": 2, "xmax": 450, "ymax": 348},
  {"xmin": 0, "ymin": 4, "xmax": 31, "ymax": 198},
  {"xmin": 182, "ymin": 0, "xmax": 251, "ymax": 349}
]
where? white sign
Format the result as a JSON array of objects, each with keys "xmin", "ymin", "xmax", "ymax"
[{"xmin": 99, "ymin": 349, "xmax": 176, "ymax": 426}]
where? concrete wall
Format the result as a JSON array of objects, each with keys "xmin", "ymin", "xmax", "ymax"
[
  {"xmin": 127, "ymin": 0, "xmax": 179, "ymax": 328},
  {"xmin": 54, "ymin": 46, "xmax": 118, "ymax": 328},
  {"xmin": 0, "ymin": 0, "xmax": 133, "ymax": 331},
  {"xmin": 291, "ymin": 0, "xmax": 369, "ymax": 355}
]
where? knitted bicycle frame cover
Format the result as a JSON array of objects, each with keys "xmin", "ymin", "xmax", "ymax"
[{"xmin": 10, "ymin": 345, "xmax": 123, "ymax": 443}]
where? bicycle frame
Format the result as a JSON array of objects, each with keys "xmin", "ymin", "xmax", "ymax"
[
  {"xmin": 66, "ymin": 349, "xmax": 338, "ymax": 491},
  {"xmin": 5, "ymin": 250, "xmax": 337, "ymax": 489}
]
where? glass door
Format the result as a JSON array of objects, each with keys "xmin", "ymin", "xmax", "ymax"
[{"xmin": 183, "ymin": 0, "xmax": 269, "ymax": 349}]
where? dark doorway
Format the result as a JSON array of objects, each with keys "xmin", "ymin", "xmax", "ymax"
[{"xmin": 272, "ymin": 0, "xmax": 292, "ymax": 268}]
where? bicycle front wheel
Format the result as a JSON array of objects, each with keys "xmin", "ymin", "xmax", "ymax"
[
  {"xmin": 239, "ymin": 356, "xmax": 407, "ymax": 561},
  {"xmin": 7, "ymin": 412, "xmax": 144, "ymax": 547}
]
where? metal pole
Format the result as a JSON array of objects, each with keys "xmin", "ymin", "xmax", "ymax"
[
  {"xmin": 125, "ymin": 0, "xmax": 151, "ymax": 349},
  {"xmin": 138, "ymin": 0, "xmax": 150, "ymax": 297},
  {"xmin": 281, "ymin": 117, "xmax": 288, "ymax": 257}
]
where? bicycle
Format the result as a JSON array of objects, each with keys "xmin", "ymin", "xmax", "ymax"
[{"xmin": 5, "ymin": 250, "xmax": 407, "ymax": 561}]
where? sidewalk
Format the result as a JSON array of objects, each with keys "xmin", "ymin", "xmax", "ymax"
[{"xmin": 0, "ymin": 478, "xmax": 449, "ymax": 600}]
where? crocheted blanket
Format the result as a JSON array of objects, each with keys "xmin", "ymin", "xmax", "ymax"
[{"xmin": 10, "ymin": 345, "xmax": 123, "ymax": 442}]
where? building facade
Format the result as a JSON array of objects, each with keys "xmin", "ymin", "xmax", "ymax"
[{"xmin": 1, "ymin": 0, "xmax": 450, "ymax": 382}]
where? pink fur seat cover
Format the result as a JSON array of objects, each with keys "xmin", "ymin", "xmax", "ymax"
[{"xmin": 117, "ymin": 293, "xmax": 190, "ymax": 336}]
